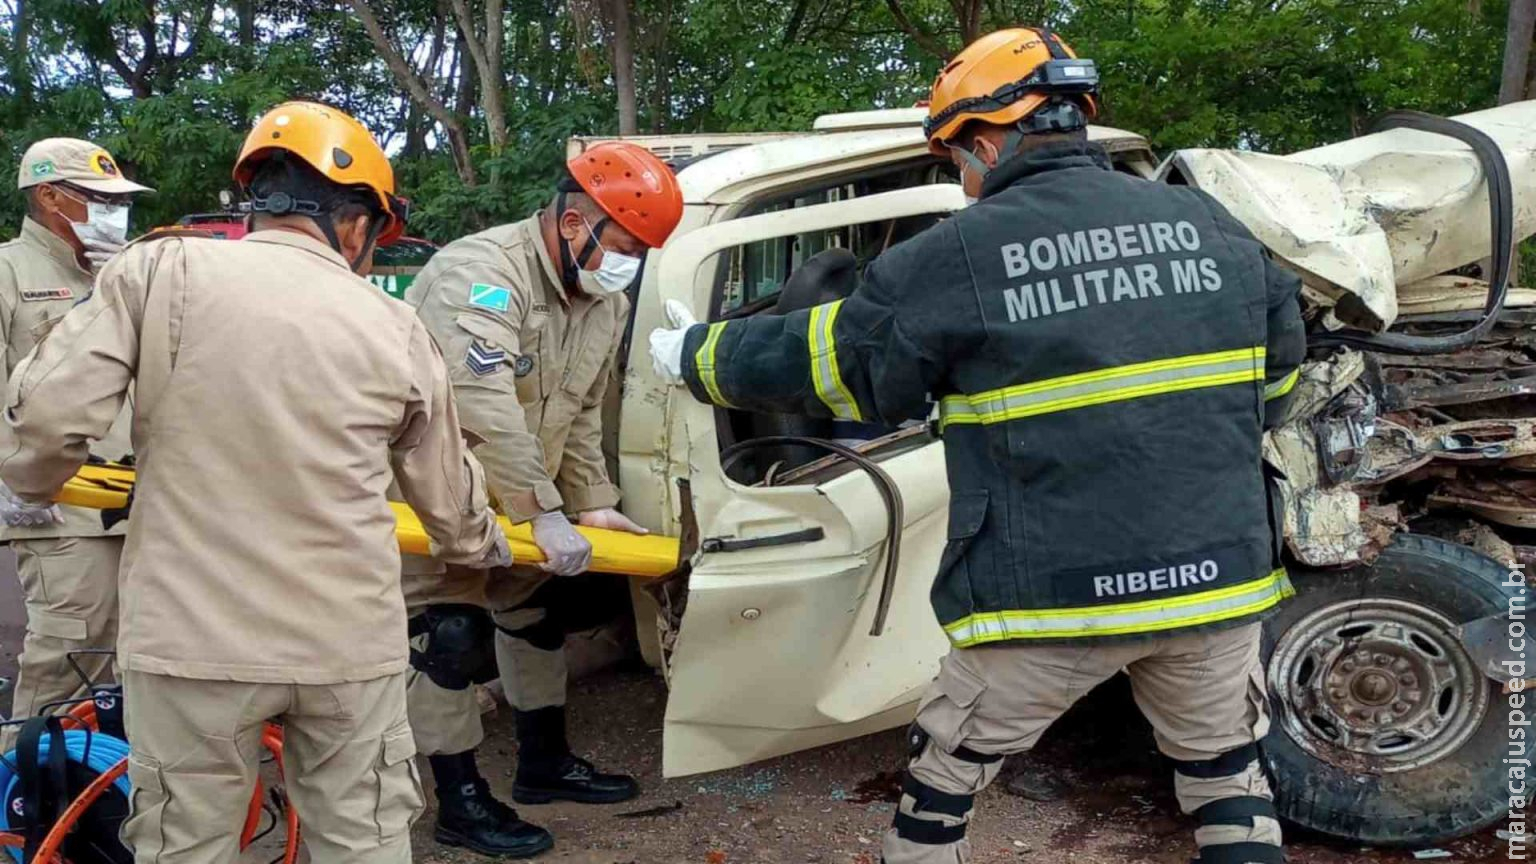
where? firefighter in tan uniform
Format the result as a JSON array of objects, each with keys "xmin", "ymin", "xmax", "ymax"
[
  {"xmin": 399, "ymin": 142, "xmax": 683, "ymax": 857},
  {"xmin": 0, "ymin": 140, "xmax": 148, "ymax": 741},
  {"xmin": 0, "ymin": 101, "xmax": 510, "ymax": 864}
]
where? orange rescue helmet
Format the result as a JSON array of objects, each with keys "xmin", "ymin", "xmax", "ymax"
[
  {"xmin": 565, "ymin": 142, "xmax": 683, "ymax": 249},
  {"xmin": 924, "ymin": 28, "xmax": 1100, "ymax": 156},
  {"xmin": 233, "ymin": 101, "xmax": 409, "ymax": 244}
]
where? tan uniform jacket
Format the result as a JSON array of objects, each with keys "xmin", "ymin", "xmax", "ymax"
[
  {"xmin": 398, "ymin": 215, "xmax": 626, "ymax": 606},
  {"xmin": 0, "ymin": 218, "xmax": 133, "ymax": 540},
  {"xmin": 404, "ymin": 214, "xmax": 626, "ymax": 524},
  {"xmin": 0, "ymin": 230, "xmax": 499, "ymax": 684}
]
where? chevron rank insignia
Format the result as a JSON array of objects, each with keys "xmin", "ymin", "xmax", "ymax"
[
  {"xmin": 468, "ymin": 283, "xmax": 512, "ymax": 312},
  {"xmin": 465, "ymin": 341, "xmax": 507, "ymax": 376}
]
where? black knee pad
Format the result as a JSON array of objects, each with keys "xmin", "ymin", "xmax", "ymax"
[
  {"xmin": 409, "ymin": 604, "xmax": 497, "ymax": 690},
  {"xmin": 1194, "ymin": 795, "xmax": 1277, "ymax": 829},
  {"xmin": 904, "ymin": 722, "xmax": 1003, "ymax": 766},
  {"xmin": 495, "ymin": 611, "xmax": 565, "ymax": 651},
  {"xmin": 1194, "ymin": 841, "xmax": 1283, "ymax": 864},
  {"xmin": 892, "ymin": 811, "xmax": 967, "ymax": 845},
  {"xmin": 1172, "ymin": 742, "xmax": 1258, "ymax": 779},
  {"xmin": 902, "ymin": 773, "xmax": 973, "ymax": 818}
]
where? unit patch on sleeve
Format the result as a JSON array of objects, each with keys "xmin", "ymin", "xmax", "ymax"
[
  {"xmin": 21, "ymin": 287, "xmax": 74, "ymax": 302},
  {"xmin": 465, "ymin": 341, "xmax": 508, "ymax": 376},
  {"xmin": 468, "ymin": 283, "xmax": 512, "ymax": 313}
]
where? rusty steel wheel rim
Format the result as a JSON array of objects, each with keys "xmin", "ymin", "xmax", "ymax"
[{"xmin": 1267, "ymin": 597, "xmax": 1488, "ymax": 773}]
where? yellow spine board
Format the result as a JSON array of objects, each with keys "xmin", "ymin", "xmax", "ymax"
[{"xmin": 62, "ymin": 464, "xmax": 680, "ymax": 580}]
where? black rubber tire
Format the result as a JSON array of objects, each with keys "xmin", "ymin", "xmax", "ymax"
[{"xmin": 1260, "ymin": 534, "xmax": 1517, "ymax": 846}]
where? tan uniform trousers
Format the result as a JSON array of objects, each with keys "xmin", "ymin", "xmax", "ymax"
[
  {"xmin": 488, "ymin": 566, "xmax": 566, "ymax": 713},
  {"xmin": 4, "ymin": 536, "xmax": 121, "ymax": 747},
  {"xmin": 122, "ymin": 669, "xmax": 421, "ymax": 864},
  {"xmin": 403, "ymin": 564, "xmax": 564, "ymax": 757},
  {"xmin": 884, "ymin": 622, "xmax": 1282, "ymax": 864}
]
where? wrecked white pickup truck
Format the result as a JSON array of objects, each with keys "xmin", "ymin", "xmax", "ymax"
[{"xmin": 574, "ymin": 99, "xmax": 1533, "ymax": 847}]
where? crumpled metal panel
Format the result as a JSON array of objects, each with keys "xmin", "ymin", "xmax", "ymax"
[
  {"xmin": 1162, "ymin": 100, "xmax": 1536, "ymax": 330},
  {"xmin": 1397, "ymin": 276, "xmax": 1536, "ymax": 316},
  {"xmin": 1264, "ymin": 354, "xmax": 1376, "ymax": 567}
]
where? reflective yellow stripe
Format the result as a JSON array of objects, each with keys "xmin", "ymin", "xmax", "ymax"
[
  {"xmin": 939, "ymin": 347, "xmax": 1267, "ymax": 430},
  {"xmin": 943, "ymin": 570, "xmax": 1293, "ymax": 646},
  {"xmin": 694, "ymin": 321, "xmax": 733, "ymax": 408},
  {"xmin": 1265, "ymin": 367, "xmax": 1300, "ymax": 401},
  {"xmin": 808, "ymin": 300, "xmax": 863, "ymax": 422}
]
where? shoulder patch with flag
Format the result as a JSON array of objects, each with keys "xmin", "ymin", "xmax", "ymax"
[
  {"xmin": 465, "ymin": 341, "xmax": 508, "ymax": 377},
  {"xmin": 468, "ymin": 283, "xmax": 512, "ymax": 313}
]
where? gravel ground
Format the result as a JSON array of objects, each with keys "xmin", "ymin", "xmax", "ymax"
[
  {"xmin": 404, "ymin": 668, "xmax": 1508, "ymax": 864},
  {"xmin": 3, "ymin": 566, "xmax": 1509, "ymax": 864}
]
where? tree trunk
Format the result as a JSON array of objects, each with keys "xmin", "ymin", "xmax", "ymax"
[
  {"xmin": 608, "ymin": 0, "xmax": 638, "ymax": 134},
  {"xmin": 237, "ymin": 0, "xmax": 254, "ymax": 47},
  {"xmin": 348, "ymin": 0, "xmax": 478, "ymax": 185},
  {"xmin": 10, "ymin": 0, "xmax": 32, "ymax": 105},
  {"xmin": 449, "ymin": 0, "xmax": 507, "ymax": 151},
  {"xmin": 481, "ymin": 0, "xmax": 507, "ymax": 151},
  {"xmin": 454, "ymin": 30, "xmax": 478, "ymax": 118},
  {"xmin": 884, "ymin": 0, "xmax": 952, "ymax": 59},
  {"xmin": 1500, "ymin": 0, "xmax": 1536, "ymax": 103}
]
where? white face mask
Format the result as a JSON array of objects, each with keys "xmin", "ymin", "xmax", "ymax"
[
  {"xmin": 64, "ymin": 195, "xmax": 131, "ymax": 249},
  {"xmin": 950, "ymin": 142, "xmax": 991, "ymax": 208},
  {"xmin": 577, "ymin": 218, "xmax": 642, "ymax": 295}
]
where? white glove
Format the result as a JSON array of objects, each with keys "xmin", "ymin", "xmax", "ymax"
[
  {"xmin": 531, "ymin": 511, "xmax": 593, "ymax": 576},
  {"xmin": 648, "ymin": 299, "xmax": 699, "ymax": 385},
  {"xmin": 0, "ymin": 483, "xmax": 62, "ymax": 528},
  {"xmin": 75, "ymin": 228, "xmax": 125, "ymax": 273},
  {"xmin": 577, "ymin": 507, "xmax": 649, "ymax": 535},
  {"xmin": 479, "ymin": 516, "xmax": 514, "ymax": 569}
]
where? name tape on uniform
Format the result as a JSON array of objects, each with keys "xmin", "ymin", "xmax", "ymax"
[
  {"xmin": 469, "ymin": 282, "xmax": 512, "ymax": 312},
  {"xmin": 997, "ymin": 220, "xmax": 1224, "ymax": 322},
  {"xmin": 21, "ymin": 287, "xmax": 74, "ymax": 303}
]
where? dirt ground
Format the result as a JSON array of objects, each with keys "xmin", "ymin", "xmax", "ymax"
[
  {"xmin": 402, "ymin": 668, "xmax": 1508, "ymax": 864},
  {"xmin": 1, "ymin": 563, "xmax": 1509, "ymax": 864}
]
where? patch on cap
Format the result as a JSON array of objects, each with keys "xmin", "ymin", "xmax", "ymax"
[
  {"xmin": 87, "ymin": 149, "xmax": 121, "ymax": 177},
  {"xmin": 30, "ymin": 160, "xmax": 55, "ymax": 179}
]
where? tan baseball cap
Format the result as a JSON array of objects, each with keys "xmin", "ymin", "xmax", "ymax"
[{"xmin": 17, "ymin": 138, "xmax": 154, "ymax": 194}]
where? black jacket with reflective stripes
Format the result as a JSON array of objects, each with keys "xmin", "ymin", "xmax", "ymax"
[{"xmin": 680, "ymin": 141, "xmax": 1304, "ymax": 646}]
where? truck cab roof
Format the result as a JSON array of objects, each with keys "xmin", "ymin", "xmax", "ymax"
[{"xmin": 568, "ymin": 108, "xmax": 1159, "ymax": 206}]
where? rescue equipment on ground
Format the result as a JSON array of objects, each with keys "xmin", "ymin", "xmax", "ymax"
[
  {"xmin": 57, "ymin": 464, "xmax": 681, "ymax": 579},
  {"xmin": 0, "ymin": 657, "xmax": 298, "ymax": 864}
]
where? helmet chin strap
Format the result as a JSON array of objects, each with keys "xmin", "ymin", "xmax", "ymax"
[
  {"xmin": 312, "ymin": 212, "xmax": 383, "ymax": 273},
  {"xmin": 555, "ymin": 190, "xmax": 609, "ymax": 289}
]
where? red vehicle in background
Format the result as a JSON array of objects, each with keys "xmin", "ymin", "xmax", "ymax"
[{"xmin": 160, "ymin": 210, "xmax": 438, "ymax": 300}]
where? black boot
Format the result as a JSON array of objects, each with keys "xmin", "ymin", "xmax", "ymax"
[
  {"xmin": 430, "ymin": 750, "xmax": 554, "ymax": 858},
  {"xmin": 511, "ymin": 706, "xmax": 639, "ymax": 805}
]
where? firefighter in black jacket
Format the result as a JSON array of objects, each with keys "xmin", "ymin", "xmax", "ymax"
[{"xmin": 650, "ymin": 27, "xmax": 1304, "ymax": 864}]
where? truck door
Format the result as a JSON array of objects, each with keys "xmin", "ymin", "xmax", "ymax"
[{"xmin": 651, "ymin": 184, "xmax": 968, "ymax": 776}]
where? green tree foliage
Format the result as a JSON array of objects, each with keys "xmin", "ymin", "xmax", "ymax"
[{"xmin": 0, "ymin": 0, "xmax": 1511, "ymax": 245}]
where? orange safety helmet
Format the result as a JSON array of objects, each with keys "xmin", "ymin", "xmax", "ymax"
[
  {"xmin": 564, "ymin": 142, "xmax": 683, "ymax": 249},
  {"xmin": 924, "ymin": 28, "xmax": 1100, "ymax": 156},
  {"xmin": 232, "ymin": 101, "xmax": 409, "ymax": 244}
]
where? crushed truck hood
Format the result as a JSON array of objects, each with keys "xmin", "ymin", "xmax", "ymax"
[{"xmin": 1162, "ymin": 100, "xmax": 1536, "ymax": 329}]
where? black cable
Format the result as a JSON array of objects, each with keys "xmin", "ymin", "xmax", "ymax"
[
  {"xmin": 248, "ymin": 802, "xmax": 278, "ymax": 845},
  {"xmin": 720, "ymin": 436, "xmax": 904, "ymax": 636},
  {"xmin": 1310, "ymin": 111, "xmax": 1514, "ymax": 355}
]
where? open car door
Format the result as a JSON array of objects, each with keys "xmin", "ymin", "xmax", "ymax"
[{"xmin": 653, "ymin": 185, "xmax": 967, "ymax": 776}]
